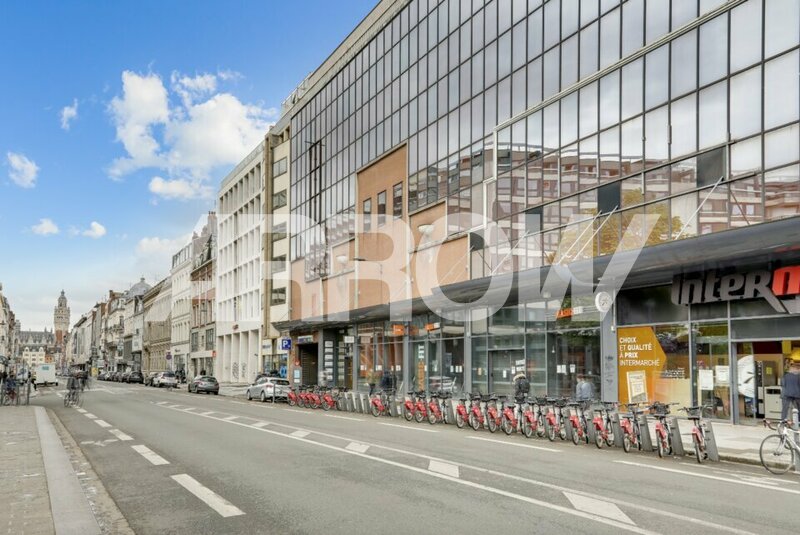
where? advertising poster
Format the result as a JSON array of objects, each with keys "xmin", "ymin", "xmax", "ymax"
[{"xmin": 617, "ymin": 326, "xmax": 690, "ymax": 405}]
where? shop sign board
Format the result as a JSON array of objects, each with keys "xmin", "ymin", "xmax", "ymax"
[
  {"xmin": 297, "ymin": 335, "xmax": 314, "ymax": 345},
  {"xmin": 617, "ymin": 327, "xmax": 666, "ymax": 404},
  {"xmin": 671, "ymin": 265, "xmax": 800, "ymax": 312},
  {"xmin": 280, "ymin": 338, "xmax": 292, "ymax": 350}
]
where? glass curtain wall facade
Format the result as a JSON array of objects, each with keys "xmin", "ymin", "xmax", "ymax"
[{"xmin": 285, "ymin": 0, "xmax": 800, "ymax": 424}]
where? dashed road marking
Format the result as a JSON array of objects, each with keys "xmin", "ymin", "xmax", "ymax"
[
  {"xmin": 109, "ymin": 429, "xmax": 133, "ymax": 441},
  {"xmin": 428, "ymin": 460, "xmax": 460, "ymax": 478},
  {"xmin": 95, "ymin": 419, "xmax": 112, "ymax": 428},
  {"xmin": 75, "ymin": 408, "xmax": 87, "ymax": 414},
  {"xmin": 564, "ymin": 492, "xmax": 634, "ymax": 525},
  {"xmin": 132, "ymin": 445, "xmax": 169, "ymax": 466},
  {"xmin": 325, "ymin": 414, "xmax": 362, "ymax": 421},
  {"xmin": 171, "ymin": 474, "xmax": 245, "ymax": 518},
  {"xmin": 200, "ymin": 411, "xmax": 215, "ymax": 416},
  {"xmin": 345, "ymin": 442, "xmax": 369, "ymax": 453},
  {"xmin": 84, "ymin": 413, "xmax": 97, "ymax": 419},
  {"xmin": 465, "ymin": 435, "xmax": 561, "ymax": 453},
  {"xmin": 290, "ymin": 430, "xmax": 310, "ymax": 438},
  {"xmin": 378, "ymin": 422, "xmax": 437, "ymax": 433},
  {"xmin": 223, "ymin": 416, "xmax": 238, "ymax": 421},
  {"xmin": 252, "ymin": 422, "xmax": 270, "ymax": 428}
]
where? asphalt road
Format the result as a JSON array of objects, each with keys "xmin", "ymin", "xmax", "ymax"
[{"xmin": 34, "ymin": 381, "xmax": 798, "ymax": 535}]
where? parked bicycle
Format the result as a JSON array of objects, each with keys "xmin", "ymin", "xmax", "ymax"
[
  {"xmin": 468, "ymin": 393, "xmax": 485, "ymax": 431},
  {"xmin": 370, "ymin": 389, "xmax": 395, "ymax": 417},
  {"xmin": 454, "ymin": 393, "xmax": 470, "ymax": 428},
  {"xmin": 520, "ymin": 397, "xmax": 546, "ymax": 439},
  {"xmin": 500, "ymin": 395, "xmax": 520, "ymax": 435},
  {"xmin": 566, "ymin": 400, "xmax": 591, "ymax": 445},
  {"xmin": 592, "ymin": 402, "xmax": 617, "ymax": 449},
  {"xmin": 544, "ymin": 398, "xmax": 568, "ymax": 442},
  {"xmin": 650, "ymin": 402, "xmax": 679, "ymax": 458},
  {"xmin": 680, "ymin": 404, "xmax": 712, "ymax": 463},
  {"xmin": 620, "ymin": 402, "xmax": 647, "ymax": 453},
  {"xmin": 760, "ymin": 419, "xmax": 800, "ymax": 474}
]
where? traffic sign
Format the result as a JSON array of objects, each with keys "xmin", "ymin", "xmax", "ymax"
[{"xmin": 280, "ymin": 338, "xmax": 292, "ymax": 351}]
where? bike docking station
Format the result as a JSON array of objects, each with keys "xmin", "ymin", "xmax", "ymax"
[
  {"xmin": 358, "ymin": 392, "xmax": 370, "ymax": 414},
  {"xmin": 610, "ymin": 411, "xmax": 625, "ymax": 448},
  {"xmin": 344, "ymin": 391, "xmax": 355, "ymax": 412},
  {"xmin": 793, "ymin": 408, "xmax": 800, "ymax": 472},
  {"xmin": 702, "ymin": 418, "xmax": 720, "ymax": 462},
  {"xmin": 445, "ymin": 398, "xmax": 456, "ymax": 424},
  {"xmin": 667, "ymin": 416, "xmax": 685, "ymax": 456},
  {"xmin": 636, "ymin": 412, "xmax": 654, "ymax": 452}
]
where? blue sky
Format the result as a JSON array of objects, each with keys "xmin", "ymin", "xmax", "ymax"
[{"xmin": 0, "ymin": 0, "xmax": 376, "ymax": 330}]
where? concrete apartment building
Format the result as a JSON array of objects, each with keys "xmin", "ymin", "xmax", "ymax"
[
  {"xmin": 262, "ymin": 117, "xmax": 292, "ymax": 376},
  {"xmin": 271, "ymin": 0, "xmax": 800, "ymax": 425},
  {"xmin": 171, "ymin": 243, "xmax": 193, "ymax": 375},
  {"xmin": 123, "ymin": 278, "xmax": 151, "ymax": 373},
  {"xmin": 189, "ymin": 213, "xmax": 217, "ymax": 378},
  {"xmin": 216, "ymin": 144, "xmax": 264, "ymax": 383}
]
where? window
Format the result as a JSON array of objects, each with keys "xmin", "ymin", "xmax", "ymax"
[
  {"xmin": 272, "ymin": 255, "xmax": 287, "ymax": 273},
  {"xmin": 377, "ymin": 190, "xmax": 387, "ymax": 226},
  {"xmin": 272, "ymin": 157, "xmax": 287, "ymax": 177},
  {"xmin": 392, "ymin": 183, "xmax": 403, "ymax": 218},
  {"xmin": 271, "ymin": 288, "xmax": 287, "ymax": 306},
  {"xmin": 272, "ymin": 190, "xmax": 287, "ymax": 209},
  {"xmin": 362, "ymin": 198, "xmax": 372, "ymax": 232},
  {"xmin": 205, "ymin": 328, "xmax": 214, "ymax": 350},
  {"xmin": 272, "ymin": 223, "xmax": 287, "ymax": 242},
  {"xmin": 191, "ymin": 332, "xmax": 199, "ymax": 352}
]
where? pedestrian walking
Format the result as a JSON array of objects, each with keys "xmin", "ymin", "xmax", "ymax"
[
  {"xmin": 780, "ymin": 354, "xmax": 800, "ymax": 423},
  {"xmin": 576, "ymin": 374, "xmax": 595, "ymax": 402}
]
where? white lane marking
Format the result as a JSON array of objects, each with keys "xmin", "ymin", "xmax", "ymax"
[
  {"xmin": 428, "ymin": 460, "xmax": 460, "ymax": 478},
  {"xmin": 75, "ymin": 408, "xmax": 87, "ymax": 414},
  {"xmin": 84, "ymin": 413, "xmax": 97, "ymax": 419},
  {"xmin": 201, "ymin": 411, "xmax": 215, "ymax": 416},
  {"xmin": 284, "ymin": 409, "xmax": 311, "ymax": 415},
  {"xmin": 613, "ymin": 461, "xmax": 800, "ymax": 496},
  {"xmin": 325, "ymin": 414, "xmax": 362, "ymax": 421},
  {"xmin": 345, "ymin": 442, "xmax": 369, "ymax": 453},
  {"xmin": 564, "ymin": 492, "xmax": 635, "ymax": 525},
  {"xmin": 109, "ymin": 429, "xmax": 133, "ymax": 441},
  {"xmin": 223, "ymin": 415, "xmax": 238, "ymax": 421},
  {"xmin": 132, "ymin": 445, "xmax": 170, "ymax": 466},
  {"xmin": 466, "ymin": 435, "xmax": 561, "ymax": 453},
  {"xmin": 157, "ymin": 403, "xmax": 755, "ymax": 535},
  {"xmin": 183, "ymin": 407, "xmax": 196, "ymax": 412},
  {"xmin": 290, "ymin": 430, "xmax": 310, "ymax": 438},
  {"xmin": 378, "ymin": 422, "xmax": 437, "ymax": 433},
  {"xmin": 230, "ymin": 401, "xmax": 246, "ymax": 405},
  {"xmin": 171, "ymin": 474, "xmax": 245, "ymax": 517},
  {"xmin": 164, "ymin": 407, "xmax": 653, "ymax": 534},
  {"xmin": 156, "ymin": 401, "xmax": 168, "ymax": 405},
  {"xmin": 95, "ymin": 419, "xmax": 112, "ymax": 428},
  {"xmin": 252, "ymin": 422, "xmax": 270, "ymax": 428}
]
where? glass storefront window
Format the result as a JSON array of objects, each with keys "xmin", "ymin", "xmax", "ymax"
[
  {"xmin": 548, "ymin": 329, "xmax": 601, "ymax": 399},
  {"xmin": 694, "ymin": 322, "xmax": 731, "ymax": 419},
  {"xmin": 617, "ymin": 324, "xmax": 691, "ymax": 408}
]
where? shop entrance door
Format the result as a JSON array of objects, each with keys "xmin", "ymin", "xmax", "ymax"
[
  {"xmin": 299, "ymin": 344, "xmax": 318, "ymax": 385},
  {"xmin": 734, "ymin": 340, "xmax": 799, "ymax": 424},
  {"xmin": 488, "ymin": 349, "xmax": 523, "ymax": 397}
]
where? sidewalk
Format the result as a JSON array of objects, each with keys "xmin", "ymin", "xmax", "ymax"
[
  {"xmin": 217, "ymin": 382, "xmax": 248, "ymax": 398},
  {"xmin": 0, "ymin": 406, "xmax": 101, "ymax": 535}
]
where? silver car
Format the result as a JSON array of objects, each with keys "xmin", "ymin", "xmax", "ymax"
[
  {"xmin": 154, "ymin": 371, "xmax": 178, "ymax": 388},
  {"xmin": 246, "ymin": 377, "xmax": 290, "ymax": 402}
]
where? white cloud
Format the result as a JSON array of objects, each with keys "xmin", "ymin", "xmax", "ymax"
[
  {"xmin": 107, "ymin": 69, "xmax": 274, "ymax": 195},
  {"xmin": 149, "ymin": 176, "xmax": 212, "ymax": 200},
  {"xmin": 107, "ymin": 71, "xmax": 170, "ymax": 178},
  {"xmin": 82, "ymin": 221, "xmax": 107, "ymax": 239},
  {"xmin": 31, "ymin": 218, "xmax": 59, "ymax": 236},
  {"xmin": 60, "ymin": 99, "xmax": 79, "ymax": 130},
  {"xmin": 7, "ymin": 152, "xmax": 39, "ymax": 188},
  {"xmin": 217, "ymin": 69, "xmax": 243, "ymax": 82}
]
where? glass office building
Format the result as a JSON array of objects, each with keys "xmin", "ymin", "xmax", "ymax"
[{"xmin": 282, "ymin": 0, "xmax": 800, "ymax": 424}]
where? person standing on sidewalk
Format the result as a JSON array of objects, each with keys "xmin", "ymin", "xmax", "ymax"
[{"xmin": 780, "ymin": 358, "xmax": 800, "ymax": 423}]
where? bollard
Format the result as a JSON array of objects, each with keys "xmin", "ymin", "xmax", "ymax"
[
  {"xmin": 703, "ymin": 419, "xmax": 720, "ymax": 462},
  {"xmin": 610, "ymin": 411, "xmax": 625, "ymax": 448},
  {"xmin": 563, "ymin": 408, "xmax": 575, "ymax": 442},
  {"xmin": 793, "ymin": 408, "xmax": 800, "ymax": 473},
  {"xmin": 586, "ymin": 409, "xmax": 597, "ymax": 445},
  {"xmin": 445, "ymin": 398, "xmax": 456, "ymax": 424},
  {"xmin": 637, "ymin": 413, "xmax": 653, "ymax": 452},
  {"xmin": 667, "ymin": 416, "xmax": 684, "ymax": 456}
]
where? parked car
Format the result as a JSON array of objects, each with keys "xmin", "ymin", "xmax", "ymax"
[
  {"xmin": 97, "ymin": 372, "xmax": 107, "ymax": 381},
  {"xmin": 153, "ymin": 371, "xmax": 177, "ymax": 388},
  {"xmin": 145, "ymin": 372, "xmax": 159, "ymax": 386},
  {"xmin": 189, "ymin": 376, "xmax": 219, "ymax": 395},
  {"xmin": 246, "ymin": 377, "xmax": 290, "ymax": 402},
  {"xmin": 121, "ymin": 371, "xmax": 132, "ymax": 383},
  {"xmin": 128, "ymin": 371, "xmax": 144, "ymax": 384}
]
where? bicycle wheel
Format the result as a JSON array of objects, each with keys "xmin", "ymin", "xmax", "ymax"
[
  {"xmin": 522, "ymin": 417, "xmax": 533, "ymax": 438},
  {"xmin": 694, "ymin": 438, "xmax": 706, "ymax": 464},
  {"xmin": 427, "ymin": 409, "xmax": 437, "ymax": 425},
  {"xmin": 604, "ymin": 421, "xmax": 615, "ymax": 447},
  {"xmin": 571, "ymin": 425, "xmax": 581, "ymax": 445},
  {"xmin": 546, "ymin": 421, "xmax": 556, "ymax": 442},
  {"xmin": 487, "ymin": 414, "xmax": 498, "ymax": 433},
  {"xmin": 468, "ymin": 412, "xmax": 480, "ymax": 431},
  {"xmin": 402, "ymin": 405, "xmax": 414, "ymax": 421},
  {"xmin": 595, "ymin": 428, "xmax": 604, "ymax": 449},
  {"xmin": 501, "ymin": 414, "xmax": 514, "ymax": 435},
  {"xmin": 414, "ymin": 408, "xmax": 425, "ymax": 423},
  {"xmin": 760, "ymin": 434, "xmax": 795, "ymax": 475},
  {"xmin": 321, "ymin": 399, "xmax": 331, "ymax": 411},
  {"xmin": 657, "ymin": 436, "xmax": 668, "ymax": 458},
  {"xmin": 455, "ymin": 410, "xmax": 466, "ymax": 429},
  {"xmin": 536, "ymin": 414, "xmax": 546, "ymax": 438},
  {"xmin": 370, "ymin": 403, "xmax": 380, "ymax": 417},
  {"xmin": 623, "ymin": 432, "xmax": 632, "ymax": 453}
]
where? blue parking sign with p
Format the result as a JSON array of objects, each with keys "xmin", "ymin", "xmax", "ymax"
[{"xmin": 280, "ymin": 338, "xmax": 292, "ymax": 351}]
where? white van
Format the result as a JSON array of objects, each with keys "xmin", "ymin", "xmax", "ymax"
[{"xmin": 35, "ymin": 364, "xmax": 58, "ymax": 386}]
